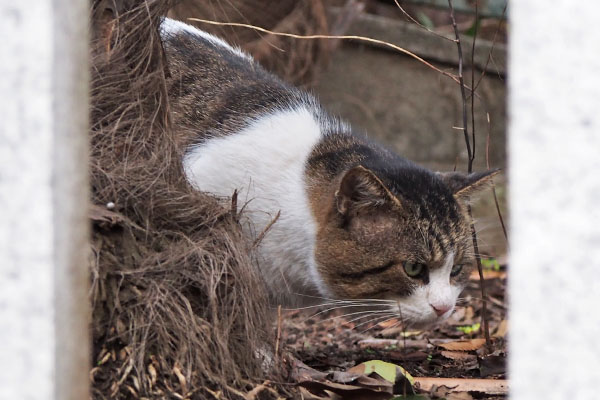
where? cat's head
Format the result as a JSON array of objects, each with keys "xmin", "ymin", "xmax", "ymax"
[{"xmin": 313, "ymin": 164, "xmax": 498, "ymax": 327}]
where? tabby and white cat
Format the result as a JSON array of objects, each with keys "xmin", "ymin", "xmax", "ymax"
[{"xmin": 161, "ymin": 19, "xmax": 496, "ymax": 327}]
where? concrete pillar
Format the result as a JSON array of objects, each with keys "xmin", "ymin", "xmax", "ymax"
[
  {"xmin": 0, "ymin": 1, "xmax": 90, "ymax": 399},
  {"xmin": 509, "ymin": 2, "xmax": 600, "ymax": 399}
]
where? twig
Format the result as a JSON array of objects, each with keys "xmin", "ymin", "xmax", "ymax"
[
  {"xmin": 447, "ymin": 0, "xmax": 491, "ymax": 347},
  {"xmin": 446, "ymin": 1, "xmax": 473, "ymax": 170},
  {"xmin": 252, "ymin": 211, "xmax": 281, "ymax": 249},
  {"xmin": 358, "ymin": 338, "xmax": 455, "ymax": 350},
  {"xmin": 187, "ymin": 17, "xmax": 461, "ymax": 85},
  {"xmin": 470, "ymin": 1, "xmax": 478, "ymax": 171},
  {"xmin": 474, "ymin": 4, "xmax": 508, "ymax": 91},
  {"xmin": 468, "ymin": 204, "xmax": 490, "ymax": 345},
  {"xmin": 275, "ymin": 305, "xmax": 282, "ymax": 361},
  {"xmin": 245, "ymin": 380, "xmax": 278, "ymax": 400},
  {"xmin": 485, "ymin": 116, "xmax": 508, "ymax": 240},
  {"xmin": 230, "ymin": 189, "xmax": 238, "ymax": 221},
  {"xmin": 392, "ymin": 0, "xmax": 458, "ymax": 42}
]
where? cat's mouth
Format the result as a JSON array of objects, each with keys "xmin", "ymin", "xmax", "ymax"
[
  {"xmin": 406, "ymin": 312, "xmax": 452, "ymax": 329},
  {"xmin": 392, "ymin": 303, "xmax": 455, "ymax": 329}
]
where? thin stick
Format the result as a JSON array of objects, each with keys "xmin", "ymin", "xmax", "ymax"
[
  {"xmin": 446, "ymin": 1, "xmax": 473, "ymax": 170},
  {"xmin": 230, "ymin": 189, "xmax": 238, "ymax": 220},
  {"xmin": 392, "ymin": 0, "xmax": 458, "ymax": 42},
  {"xmin": 470, "ymin": 0, "xmax": 478, "ymax": 171},
  {"xmin": 252, "ymin": 211, "xmax": 280, "ymax": 248},
  {"xmin": 474, "ymin": 4, "xmax": 508, "ymax": 91},
  {"xmin": 469, "ymin": 204, "xmax": 491, "ymax": 345},
  {"xmin": 485, "ymin": 116, "xmax": 508, "ymax": 240},
  {"xmin": 187, "ymin": 17, "xmax": 461, "ymax": 85},
  {"xmin": 275, "ymin": 305, "xmax": 282, "ymax": 361},
  {"xmin": 447, "ymin": 0, "xmax": 491, "ymax": 347}
]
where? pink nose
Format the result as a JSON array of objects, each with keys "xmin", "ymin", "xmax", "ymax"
[{"xmin": 431, "ymin": 304, "xmax": 452, "ymax": 317}]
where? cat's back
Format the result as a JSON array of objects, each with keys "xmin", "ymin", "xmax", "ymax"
[{"xmin": 160, "ymin": 18, "xmax": 306, "ymax": 142}]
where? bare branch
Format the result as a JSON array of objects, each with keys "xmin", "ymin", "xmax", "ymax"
[
  {"xmin": 447, "ymin": 0, "xmax": 491, "ymax": 347},
  {"xmin": 188, "ymin": 17, "xmax": 461, "ymax": 85}
]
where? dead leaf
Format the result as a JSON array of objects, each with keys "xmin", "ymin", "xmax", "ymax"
[
  {"xmin": 441, "ymin": 351, "xmax": 477, "ymax": 361},
  {"xmin": 478, "ymin": 354, "xmax": 506, "ymax": 377},
  {"xmin": 438, "ymin": 338, "xmax": 486, "ymax": 351},
  {"xmin": 413, "ymin": 377, "xmax": 508, "ymax": 395},
  {"xmin": 347, "ymin": 360, "xmax": 415, "ymax": 396},
  {"xmin": 298, "ymin": 386, "xmax": 339, "ymax": 400},
  {"xmin": 298, "ymin": 380, "xmax": 392, "ymax": 400},
  {"xmin": 289, "ymin": 356, "xmax": 328, "ymax": 382},
  {"xmin": 469, "ymin": 270, "xmax": 507, "ymax": 280},
  {"xmin": 430, "ymin": 385, "xmax": 474, "ymax": 400},
  {"xmin": 377, "ymin": 319, "xmax": 400, "ymax": 329}
]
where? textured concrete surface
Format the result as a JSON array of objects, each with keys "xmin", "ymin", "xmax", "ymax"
[
  {"xmin": 0, "ymin": 1, "xmax": 89, "ymax": 399},
  {"xmin": 315, "ymin": 13, "xmax": 506, "ymax": 173},
  {"xmin": 509, "ymin": 2, "xmax": 600, "ymax": 399}
]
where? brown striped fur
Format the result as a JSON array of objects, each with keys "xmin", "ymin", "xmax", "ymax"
[{"xmin": 306, "ymin": 133, "xmax": 498, "ymax": 300}]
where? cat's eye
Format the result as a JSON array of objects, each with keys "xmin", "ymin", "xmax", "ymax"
[
  {"xmin": 403, "ymin": 261, "xmax": 425, "ymax": 277},
  {"xmin": 451, "ymin": 264, "xmax": 464, "ymax": 277}
]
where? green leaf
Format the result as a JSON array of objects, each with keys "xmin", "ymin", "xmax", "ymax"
[
  {"xmin": 361, "ymin": 360, "xmax": 398, "ymax": 383},
  {"xmin": 481, "ymin": 257, "xmax": 501, "ymax": 271},
  {"xmin": 457, "ymin": 322, "xmax": 481, "ymax": 334},
  {"xmin": 354, "ymin": 360, "xmax": 415, "ymax": 386}
]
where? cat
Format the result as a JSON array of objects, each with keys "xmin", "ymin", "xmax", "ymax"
[{"xmin": 160, "ymin": 18, "xmax": 497, "ymax": 327}]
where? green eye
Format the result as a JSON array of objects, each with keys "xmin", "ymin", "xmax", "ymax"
[
  {"xmin": 403, "ymin": 261, "xmax": 425, "ymax": 277},
  {"xmin": 451, "ymin": 264, "xmax": 464, "ymax": 277}
]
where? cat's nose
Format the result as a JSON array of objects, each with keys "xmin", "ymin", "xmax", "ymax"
[{"xmin": 431, "ymin": 303, "xmax": 452, "ymax": 317}]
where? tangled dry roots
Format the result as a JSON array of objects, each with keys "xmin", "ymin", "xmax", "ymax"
[{"xmin": 89, "ymin": 1, "xmax": 273, "ymax": 398}]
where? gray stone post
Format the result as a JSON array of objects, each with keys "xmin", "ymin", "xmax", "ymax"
[
  {"xmin": 0, "ymin": 1, "xmax": 90, "ymax": 399},
  {"xmin": 509, "ymin": 1, "xmax": 600, "ymax": 399}
]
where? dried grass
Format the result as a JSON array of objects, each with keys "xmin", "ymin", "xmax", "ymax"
[
  {"xmin": 168, "ymin": 0, "xmax": 330, "ymax": 85},
  {"xmin": 89, "ymin": 1, "xmax": 273, "ymax": 398}
]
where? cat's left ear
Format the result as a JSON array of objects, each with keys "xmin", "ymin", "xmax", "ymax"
[
  {"xmin": 438, "ymin": 169, "xmax": 501, "ymax": 201},
  {"xmin": 335, "ymin": 165, "xmax": 400, "ymax": 215}
]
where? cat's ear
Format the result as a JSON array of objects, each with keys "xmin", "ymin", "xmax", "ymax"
[
  {"xmin": 335, "ymin": 166, "xmax": 400, "ymax": 215},
  {"xmin": 438, "ymin": 169, "xmax": 501, "ymax": 201}
]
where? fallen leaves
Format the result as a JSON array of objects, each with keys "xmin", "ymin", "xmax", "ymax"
[
  {"xmin": 440, "ymin": 351, "xmax": 477, "ymax": 362},
  {"xmin": 438, "ymin": 339, "xmax": 487, "ymax": 352},
  {"xmin": 293, "ymin": 356, "xmax": 508, "ymax": 400},
  {"xmin": 348, "ymin": 360, "xmax": 398, "ymax": 384},
  {"xmin": 294, "ymin": 359, "xmax": 415, "ymax": 399}
]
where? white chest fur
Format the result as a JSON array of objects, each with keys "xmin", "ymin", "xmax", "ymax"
[{"xmin": 183, "ymin": 107, "xmax": 330, "ymax": 303}]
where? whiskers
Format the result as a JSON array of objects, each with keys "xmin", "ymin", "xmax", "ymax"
[{"xmin": 283, "ymin": 294, "xmax": 421, "ymax": 335}]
